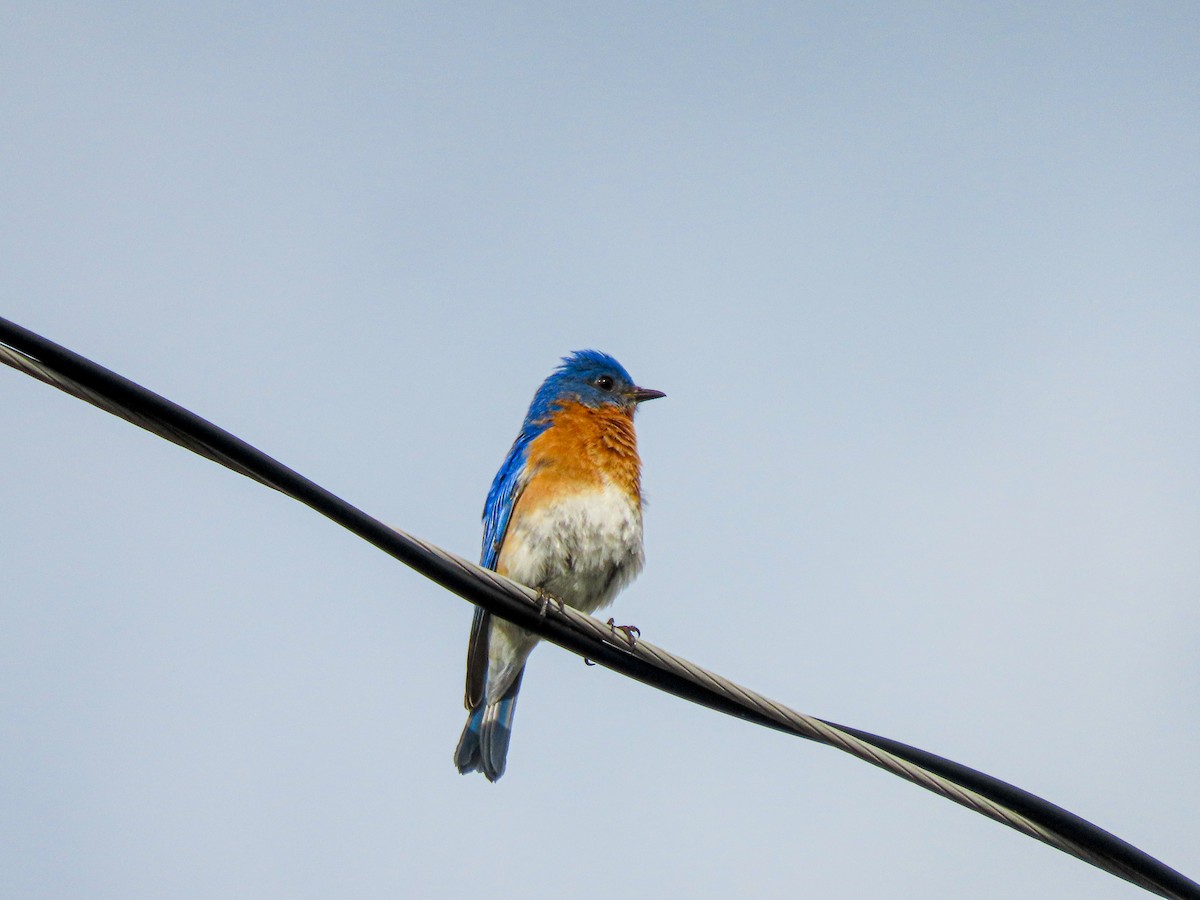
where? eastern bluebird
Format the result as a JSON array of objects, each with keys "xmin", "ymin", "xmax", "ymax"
[{"xmin": 454, "ymin": 350, "xmax": 664, "ymax": 781}]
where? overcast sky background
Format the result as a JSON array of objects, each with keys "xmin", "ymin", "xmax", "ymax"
[{"xmin": 2, "ymin": 4, "xmax": 1197, "ymax": 898}]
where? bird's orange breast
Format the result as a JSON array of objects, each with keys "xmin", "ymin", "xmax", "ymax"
[{"xmin": 518, "ymin": 401, "xmax": 643, "ymax": 510}]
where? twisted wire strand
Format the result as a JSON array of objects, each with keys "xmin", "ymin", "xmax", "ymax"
[
  {"xmin": 1, "ymin": 317, "xmax": 1196, "ymax": 900},
  {"xmin": 409, "ymin": 540, "xmax": 1161, "ymax": 890},
  {"xmin": 0, "ymin": 338, "xmax": 276, "ymax": 488}
]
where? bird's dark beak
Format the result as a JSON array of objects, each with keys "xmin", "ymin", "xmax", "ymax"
[{"xmin": 631, "ymin": 387, "xmax": 666, "ymax": 404}]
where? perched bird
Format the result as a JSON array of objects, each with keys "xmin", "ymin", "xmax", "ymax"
[{"xmin": 454, "ymin": 350, "xmax": 664, "ymax": 781}]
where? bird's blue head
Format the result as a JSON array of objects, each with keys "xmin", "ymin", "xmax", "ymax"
[{"xmin": 525, "ymin": 350, "xmax": 665, "ymax": 424}]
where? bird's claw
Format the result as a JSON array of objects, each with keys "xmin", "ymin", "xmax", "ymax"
[
  {"xmin": 585, "ymin": 619, "xmax": 641, "ymax": 664},
  {"xmin": 536, "ymin": 590, "xmax": 565, "ymax": 619},
  {"xmin": 607, "ymin": 617, "xmax": 641, "ymax": 648}
]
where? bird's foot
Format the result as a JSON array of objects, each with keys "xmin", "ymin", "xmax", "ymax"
[
  {"xmin": 585, "ymin": 620, "xmax": 640, "ymax": 664},
  {"xmin": 607, "ymin": 618, "xmax": 641, "ymax": 649},
  {"xmin": 536, "ymin": 590, "xmax": 565, "ymax": 619}
]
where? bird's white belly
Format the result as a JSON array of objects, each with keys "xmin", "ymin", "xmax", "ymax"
[{"xmin": 500, "ymin": 483, "xmax": 645, "ymax": 614}]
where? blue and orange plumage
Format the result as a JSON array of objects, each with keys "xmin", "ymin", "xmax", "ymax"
[{"xmin": 454, "ymin": 350, "xmax": 664, "ymax": 781}]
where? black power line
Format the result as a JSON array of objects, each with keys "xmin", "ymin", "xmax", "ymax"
[{"xmin": 1, "ymin": 314, "xmax": 1196, "ymax": 899}]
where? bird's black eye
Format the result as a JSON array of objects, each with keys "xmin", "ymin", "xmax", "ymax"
[{"xmin": 595, "ymin": 375, "xmax": 615, "ymax": 391}]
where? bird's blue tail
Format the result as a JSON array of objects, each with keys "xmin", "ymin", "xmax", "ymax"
[{"xmin": 454, "ymin": 667, "xmax": 525, "ymax": 782}]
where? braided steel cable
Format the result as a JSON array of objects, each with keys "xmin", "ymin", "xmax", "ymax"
[{"xmin": 1, "ymin": 315, "xmax": 1196, "ymax": 899}]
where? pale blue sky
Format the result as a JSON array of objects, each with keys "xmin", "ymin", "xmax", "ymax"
[{"xmin": 2, "ymin": 4, "xmax": 1197, "ymax": 897}]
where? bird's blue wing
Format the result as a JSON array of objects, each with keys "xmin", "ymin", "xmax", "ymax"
[
  {"xmin": 480, "ymin": 431, "xmax": 533, "ymax": 570},
  {"xmin": 464, "ymin": 430, "xmax": 535, "ymax": 709}
]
